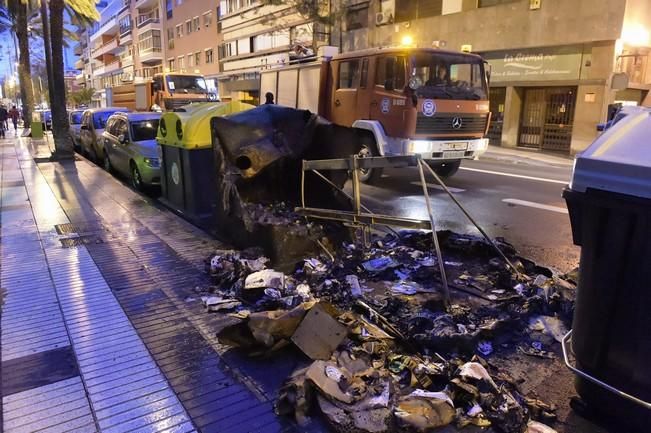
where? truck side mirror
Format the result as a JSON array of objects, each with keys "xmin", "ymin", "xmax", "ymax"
[{"xmin": 596, "ymin": 123, "xmax": 605, "ymax": 132}]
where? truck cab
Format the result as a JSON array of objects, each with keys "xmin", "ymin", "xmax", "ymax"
[{"xmin": 327, "ymin": 48, "xmax": 490, "ymax": 179}]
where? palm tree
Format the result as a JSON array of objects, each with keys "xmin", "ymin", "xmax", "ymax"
[
  {"xmin": 0, "ymin": 0, "xmax": 37, "ymax": 128},
  {"xmin": 47, "ymin": 0, "xmax": 98, "ymax": 159}
]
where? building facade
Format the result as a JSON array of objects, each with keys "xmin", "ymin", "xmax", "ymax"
[
  {"xmin": 341, "ymin": 0, "xmax": 651, "ymax": 154},
  {"xmin": 164, "ymin": 0, "xmax": 221, "ymax": 94},
  {"xmin": 216, "ymin": 0, "xmax": 331, "ymax": 103}
]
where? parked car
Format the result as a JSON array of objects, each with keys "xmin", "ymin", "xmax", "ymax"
[
  {"xmin": 102, "ymin": 112, "xmax": 161, "ymax": 191},
  {"xmin": 69, "ymin": 110, "xmax": 85, "ymax": 150},
  {"xmin": 79, "ymin": 107, "xmax": 128, "ymax": 163},
  {"xmin": 596, "ymin": 105, "xmax": 650, "ymax": 132}
]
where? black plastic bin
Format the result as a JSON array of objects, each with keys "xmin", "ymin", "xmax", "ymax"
[{"xmin": 562, "ymin": 109, "xmax": 651, "ymax": 432}]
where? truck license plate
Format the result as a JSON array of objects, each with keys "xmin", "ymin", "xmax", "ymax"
[
  {"xmin": 443, "ymin": 142, "xmax": 468, "ymax": 151},
  {"xmin": 443, "ymin": 150, "xmax": 466, "ymax": 159}
]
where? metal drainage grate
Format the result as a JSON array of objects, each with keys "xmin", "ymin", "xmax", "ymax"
[
  {"xmin": 54, "ymin": 222, "xmax": 104, "ymax": 235},
  {"xmin": 60, "ymin": 235, "xmax": 103, "ymax": 248}
]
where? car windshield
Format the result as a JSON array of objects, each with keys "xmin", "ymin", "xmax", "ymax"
[
  {"xmin": 94, "ymin": 111, "xmax": 119, "ymax": 129},
  {"xmin": 130, "ymin": 119, "xmax": 160, "ymax": 141},
  {"xmin": 410, "ymin": 53, "xmax": 487, "ymax": 100},
  {"xmin": 70, "ymin": 112, "xmax": 83, "ymax": 124},
  {"xmin": 166, "ymin": 75, "xmax": 207, "ymax": 94}
]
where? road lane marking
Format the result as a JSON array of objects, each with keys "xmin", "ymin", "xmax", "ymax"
[
  {"xmin": 409, "ymin": 182, "xmax": 465, "ymax": 193},
  {"xmin": 460, "ymin": 167, "xmax": 568, "ymax": 185},
  {"xmin": 502, "ymin": 198, "xmax": 568, "ymax": 214}
]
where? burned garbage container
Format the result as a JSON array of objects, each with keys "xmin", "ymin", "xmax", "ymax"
[
  {"xmin": 563, "ymin": 109, "xmax": 651, "ymax": 432},
  {"xmin": 157, "ymin": 101, "xmax": 253, "ymax": 228}
]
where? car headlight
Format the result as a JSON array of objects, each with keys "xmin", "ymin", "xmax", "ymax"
[
  {"xmin": 409, "ymin": 140, "xmax": 432, "ymax": 154},
  {"xmin": 143, "ymin": 157, "xmax": 160, "ymax": 168}
]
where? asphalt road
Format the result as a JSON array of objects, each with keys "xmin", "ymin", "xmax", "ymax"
[{"xmin": 356, "ymin": 152, "xmax": 580, "ymax": 273}]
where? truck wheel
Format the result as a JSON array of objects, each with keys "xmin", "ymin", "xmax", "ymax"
[
  {"xmin": 357, "ymin": 137, "xmax": 383, "ymax": 185},
  {"xmin": 429, "ymin": 160, "xmax": 461, "ymax": 178}
]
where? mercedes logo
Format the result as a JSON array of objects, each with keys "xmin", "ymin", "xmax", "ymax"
[{"xmin": 451, "ymin": 117, "xmax": 463, "ymax": 129}]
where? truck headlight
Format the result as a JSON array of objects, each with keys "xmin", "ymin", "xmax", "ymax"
[
  {"xmin": 144, "ymin": 157, "xmax": 160, "ymax": 168},
  {"xmin": 409, "ymin": 140, "xmax": 432, "ymax": 154}
]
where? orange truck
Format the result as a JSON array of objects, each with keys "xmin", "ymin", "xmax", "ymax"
[
  {"xmin": 107, "ymin": 72, "xmax": 214, "ymax": 112},
  {"xmin": 260, "ymin": 47, "xmax": 491, "ymax": 182}
]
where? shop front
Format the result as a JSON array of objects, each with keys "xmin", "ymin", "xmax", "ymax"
[{"xmin": 484, "ymin": 45, "xmax": 587, "ymax": 154}]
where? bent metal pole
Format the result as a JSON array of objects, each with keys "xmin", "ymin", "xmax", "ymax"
[
  {"xmin": 420, "ymin": 158, "xmax": 524, "ymax": 279},
  {"xmin": 416, "ymin": 157, "xmax": 451, "ymax": 307}
]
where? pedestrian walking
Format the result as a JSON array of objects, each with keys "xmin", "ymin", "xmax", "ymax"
[
  {"xmin": 264, "ymin": 92, "xmax": 275, "ymax": 104},
  {"xmin": 8, "ymin": 106, "xmax": 20, "ymax": 133},
  {"xmin": 0, "ymin": 105, "xmax": 8, "ymax": 139}
]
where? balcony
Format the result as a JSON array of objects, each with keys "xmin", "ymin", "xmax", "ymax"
[
  {"xmin": 119, "ymin": 27, "xmax": 133, "ymax": 44},
  {"xmin": 138, "ymin": 47, "xmax": 163, "ymax": 64},
  {"xmin": 134, "ymin": 0, "xmax": 157, "ymax": 10},
  {"xmin": 90, "ymin": 16, "xmax": 118, "ymax": 41},
  {"xmin": 136, "ymin": 15, "xmax": 161, "ymax": 32},
  {"xmin": 118, "ymin": 0, "xmax": 131, "ymax": 17},
  {"xmin": 95, "ymin": 59, "xmax": 122, "ymax": 76},
  {"xmin": 74, "ymin": 59, "xmax": 85, "ymax": 70},
  {"xmin": 120, "ymin": 53, "xmax": 134, "ymax": 67},
  {"xmin": 74, "ymin": 73, "xmax": 85, "ymax": 86},
  {"xmin": 92, "ymin": 37, "xmax": 120, "ymax": 58},
  {"xmin": 73, "ymin": 43, "xmax": 83, "ymax": 56}
]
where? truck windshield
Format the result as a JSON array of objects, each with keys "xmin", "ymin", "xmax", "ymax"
[
  {"xmin": 166, "ymin": 75, "xmax": 207, "ymax": 94},
  {"xmin": 130, "ymin": 119, "xmax": 160, "ymax": 141},
  {"xmin": 410, "ymin": 53, "xmax": 487, "ymax": 100}
]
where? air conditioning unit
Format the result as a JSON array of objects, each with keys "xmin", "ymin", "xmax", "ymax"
[{"xmin": 376, "ymin": 11, "xmax": 394, "ymax": 26}]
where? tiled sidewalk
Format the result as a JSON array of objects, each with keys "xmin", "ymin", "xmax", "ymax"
[{"xmin": 1, "ymin": 135, "xmax": 288, "ymax": 433}]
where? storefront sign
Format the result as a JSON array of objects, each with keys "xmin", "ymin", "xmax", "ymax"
[{"xmin": 484, "ymin": 46, "xmax": 583, "ymax": 82}]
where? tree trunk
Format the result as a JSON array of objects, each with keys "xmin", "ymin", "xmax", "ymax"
[
  {"xmin": 15, "ymin": 1, "xmax": 35, "ymax": 129},
  {"xmin": 40, "ymin": 0, "xmax": 55, "ymax": 105},
  {"xmin": 49, "ymin": 0, "xmax": 74, "ymax": 158}
]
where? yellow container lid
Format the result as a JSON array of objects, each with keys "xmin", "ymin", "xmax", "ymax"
[{"xmin": 157, "ymin": 101, "xmax": 254, "ymax": 149}]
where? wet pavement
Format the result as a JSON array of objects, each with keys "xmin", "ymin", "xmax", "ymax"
[{"xmin": 0, "ymin": 131, "xmax": 616, "ymax": 433}]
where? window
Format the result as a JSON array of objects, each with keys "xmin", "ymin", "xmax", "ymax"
[
  {"xmin": 167, "ymin": 28, "xmax": 174, "ymax": 50},
  {"xmin": 131, "ymin": 119, "xmax": 160, "ymax": 141},
  {"xmin": 253, "ymin": 29, "xmax": 290, "ymax": 52},
  {"xmin": 194, "ymin": 51, "xmax": 201, "ymax": 66},
  {"xmin": 138, "ymin": 29, "xmax": 162, "ymax": 54},
  {"xmin": 186, "ymin": 20, "xmax": 192, "ymax": 34},
  {"xmin": 218, "ymin": 40, "xmax": 236, "ymax": 58},
  {"xmin": 119, "ymin": 15, "xmax": 131, "ymax": 35},
  {"xmin": 205, "ymin": 48, "xmax": 214, "ymax": 63},
  {"xmin": 360, "ymin": 58, "xmax": 368, "ymax": 88},
  {"xmin": 237, "ymin": 38, "xmax": 251, "ymax": 55},
  {"xmin": 177, "ymin": 56, "xmax": 184, "ymax": 70},
  {"xmin": 168, "ymin": 58, "xmax": 175, "ymax": 71},
  {"xmin": 375, "ymin": 56, "xmax": 406, "ymax": 91},
  {"xmin": 176, "ymin": 24, "xmax": 182, "ymax": 38},
  {"xmin": 395, "ymin": 0, "xmax": 441, "ymax": 22},
  {"xmin": 338, "ymin": 60, "xmax": 361, "ymax": 89},
  {"xmin": 203, "ymin": 11, "xmax": 212, "ymax": 27},
  {"xmin": 187, "ymin": 54, "xmax": 193, "ymax": 68},
  {"xmin": 478, "ymin": 0, "xmax": 520, "ymax": 6},
  {"xmin": 166, "ymin": 0, "xmax": 173, "ymax": 19},
  {"xmin": 193, "ymin": 16, "xmax": 200, "ymax": 32}
]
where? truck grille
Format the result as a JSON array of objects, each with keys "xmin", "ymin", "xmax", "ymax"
[
  {"xmin": 416, "ymin": 113, "xmax": 488, "ymax": 135},
  {"xmin": 165, "ymin": 99, "xmax": 201, "ymax": 110}
]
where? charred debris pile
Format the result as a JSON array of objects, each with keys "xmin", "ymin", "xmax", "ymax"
[{"xmin": 203, "ymin": 228, "xmax": 575, "ymax": 433}]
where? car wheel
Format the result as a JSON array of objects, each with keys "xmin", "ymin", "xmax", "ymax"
[
  {"xmin": 130, "ymin": 162, "xmax": 144, "ymax": 191},
  {"xmin": 357, "ymin": 138, "xmax": 383, "ymax": 184},
  {"xmin": 429, "ymin": 160, "xmax": 461, "ymax": 178},
  {"xmin": 104, "ymin": 153, "xmax": 113, "ymax": 173}
]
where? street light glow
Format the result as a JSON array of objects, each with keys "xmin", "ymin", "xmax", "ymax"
[
  {"xmin": 622, "ymin": 24, "xmax": 650, "ymax": 47},
  {"xmin": 401, "ymin": 35, "xmax": 414, "ymax": 47}
]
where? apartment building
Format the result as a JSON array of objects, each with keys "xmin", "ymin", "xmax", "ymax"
[
  {"xmin": 215, "ymin": 0, "xmax": 331, "ymax": 103},
  {"xmin": 164, "ymin": 0, "xmax": 221, "ymax": 94},
  {"xmin": 75, "ymin": 0, "xmax": 165, "ymax": 106},
  {"xmin": 339, "ymin": 0, "xmax": 651, "ymax": 154}
]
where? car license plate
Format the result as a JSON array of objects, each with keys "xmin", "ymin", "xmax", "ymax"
[
  {"xmin": 443, "ymin": 142, "xmax": 468, "ymax": 151},
  {"xmin": 443, "ymin": 150, "xmax": 466, "ymax": 159}
]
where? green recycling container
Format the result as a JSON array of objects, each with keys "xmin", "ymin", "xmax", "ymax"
[
  {"xmin": 157, "ymin": 101, "xmax": 254, "ymax": 228},
  {"xmin": 31, "ymin": 120, "xmax": 44, "ymax": 139}
]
